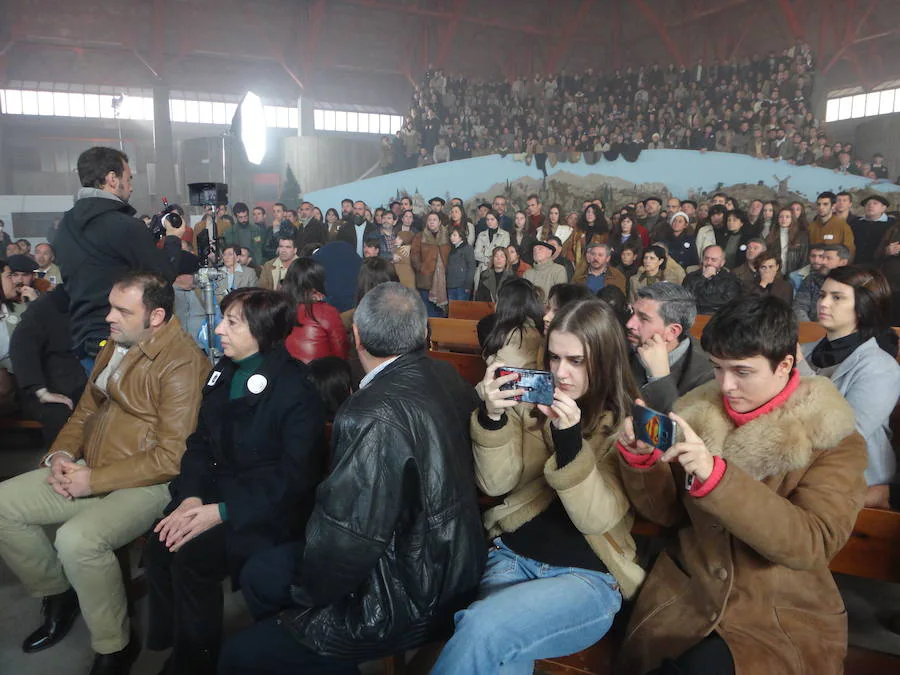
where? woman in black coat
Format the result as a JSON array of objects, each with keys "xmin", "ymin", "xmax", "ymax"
[{"xmin": 144, "ymin": 287, "xmax": 326, "ymax": 675}]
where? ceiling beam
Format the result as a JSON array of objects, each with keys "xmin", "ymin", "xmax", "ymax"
[
  {"xmin": 545, "ymin": 0, "xmax": 595, "ymax": 73},
  {"xmin": 335, "ymin": 0, "xmax": 556, "ymax": 37},
  {"xmin": 632, "ymin": 0, "xmax": 686, "ymax": 66},
  {"xmin": 823, "ymin": 0, "xmax": 880, "ymax": 73},
  {"xmin": 773, "ymin": 0, "xmax": 804, "ymax": 40},
  {"xmin": 434, "ymin": 0, "xmax": 469, "ymax": 69}
]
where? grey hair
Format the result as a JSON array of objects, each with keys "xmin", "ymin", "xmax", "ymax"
[
  {"xmin": 353, "ymin": 282, "xmax": 427, "ymax": 357},
  {"xmin": 635, "ymin": 282, "xmax": 697, "ymax": 337},
  {"xmin": 824, "ymin": 243, "xmax": 851, "ymax": 261}
]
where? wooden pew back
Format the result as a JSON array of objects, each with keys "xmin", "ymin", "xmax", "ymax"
[
  {"xmin": 428, "ymin": 318, "xmax": 481, "ymax": 354},
  {"xmin": 448, "ymin": 300, "xmax": 494, "ymax": 321},
  {"xmin": 428, "ymin": 351, "xmax": 486, "ymax": 387}
]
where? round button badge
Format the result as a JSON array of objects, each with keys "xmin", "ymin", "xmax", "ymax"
[{"xmin": 247, "ymin": 374, "xmax": 268, "ymax": 394}]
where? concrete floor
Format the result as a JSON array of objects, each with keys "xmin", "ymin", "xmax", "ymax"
[{"xmin": 1, "ymin": 432, "xmax": 899, "ymax": 674}]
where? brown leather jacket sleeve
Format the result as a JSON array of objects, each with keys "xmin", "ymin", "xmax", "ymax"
[
  {"xmin": 43, "ymin": 386, "xmax": 100, "ymax": 464},
  {"xmin": 89, "ymin": 358, "xmax": 207, "ymax": 494}
]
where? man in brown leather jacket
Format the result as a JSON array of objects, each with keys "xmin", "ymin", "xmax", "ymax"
[{"xmin": 0, "ymin": 270, "xmax": 208, "ymax": 675}]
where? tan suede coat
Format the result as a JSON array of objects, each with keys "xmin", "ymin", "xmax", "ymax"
[
  {"xmin": 618, "ymin": 376, "xmax": 867, "ymax": 675},
  {"xmin": 472, "ymin": 407, "xmax": 646, "ymax": 599}
]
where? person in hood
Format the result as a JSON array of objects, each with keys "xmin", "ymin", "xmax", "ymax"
[{"xmin": 54, "ymin": 147, "xmax": 178, "ymax": 371}]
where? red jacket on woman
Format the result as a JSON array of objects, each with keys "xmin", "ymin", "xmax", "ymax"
[{"xmin": 285, "ymin": 301, "xmax": 349, "ymax": 364}]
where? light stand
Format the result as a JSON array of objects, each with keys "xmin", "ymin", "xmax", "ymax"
[
  {"xmin": 188, "ymin": 91, "xmax": 267, "ymax": 364},
  {"xmin": 188, "ymin": 183, "xmax": 229, "ymax": 364}
]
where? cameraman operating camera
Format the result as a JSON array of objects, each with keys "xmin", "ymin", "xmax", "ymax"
[{"xmin": 55, "ymin": 146, "xmax": 180, "ymax": 372}]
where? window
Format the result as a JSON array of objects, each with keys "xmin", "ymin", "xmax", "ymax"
[
  {"xmin": 313, "ymin": 107, "xmax": 405, "ymax": 135},
  {"xmin": 826, "ymin": 85, "xmax": 900, "ymax": 123},
  {"xmin": 837, "ymin": 97, "xmax": 852, "ymax": 121},
  {"xmin": 0, "ymin": 87, "xmax": 293, "ymax": 127},
  {"xmin": 69, "ymin": 93, "xmax": 85, "ymax": 117},
  {"xmin": 4, "ymin": 89, "xmax": 23, "ymax": 114},
  {"xmin": 53, "ymin": 92, "xmax": 70, "ymax": 116},
  {"xmin": 879, "ymin": 89, "xmax": 895, "ymax": 115}
]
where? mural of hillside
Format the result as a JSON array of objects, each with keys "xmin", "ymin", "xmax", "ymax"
[{"xmin": 304, "ymin": 150, "xmax": 900, "ymax": 214}]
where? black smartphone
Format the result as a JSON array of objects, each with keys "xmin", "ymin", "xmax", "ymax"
[
  {"xmin": 632, "ymin": 403, "xmax": 678, "ymax": 451},
  {"xmin": 494, "ymin": 367, "xmax": 555, "ymax": 406}
]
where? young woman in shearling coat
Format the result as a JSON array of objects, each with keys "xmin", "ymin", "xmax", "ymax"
[
  {"xmin": 432, "ymin": 299, "xmax": 646, "ymax": 675},
  {"xmin": 616, "ymin": 295, "xmax": 867, "ymax": 675}
]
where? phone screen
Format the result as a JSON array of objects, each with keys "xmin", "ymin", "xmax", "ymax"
[
  {"xmin": 632, "ymin": 403, "xmax": 678, "ymax": 451},
  {"xmin": 495, "ymin": 367, "xmax": 555, "ymax": 406}
]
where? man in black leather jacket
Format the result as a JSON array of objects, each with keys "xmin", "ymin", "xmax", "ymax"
[{"xmin": 220, "ymin": 282, "xmax": 486, "ymax": 674}]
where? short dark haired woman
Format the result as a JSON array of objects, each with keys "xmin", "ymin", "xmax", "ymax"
[
  {"xmin": 800, "ymin": 265, "xmax": 900, "ymax": 507},
  {"xmin": 145, "ymin": 287, "xmax": 327, "ymax": 675}
]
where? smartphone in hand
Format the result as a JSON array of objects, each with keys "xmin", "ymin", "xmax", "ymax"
[
  {"xmin": 632, "ymin": 403, "xmax": 678, "ymax": 451},
  {"xmin": 494, "ymin": 367, "xmax": 555, "ymax": 406}
]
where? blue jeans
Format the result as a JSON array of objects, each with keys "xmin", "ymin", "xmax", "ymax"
[
  {"xmin": 418, "ymin": 289, "xmax": 446, "ymax": 317},
  {"xmin": 447, "ymin": 288, "xmax": 471, "ymax": 302},
  {"xmin": 431, "ymin": 538, "xmax": 622, "ymax": 675}
]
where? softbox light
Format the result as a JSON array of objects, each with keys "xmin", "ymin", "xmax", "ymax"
[{"xmin": 238, "ymin": 91, "xmax": 267, "ymax": 165}]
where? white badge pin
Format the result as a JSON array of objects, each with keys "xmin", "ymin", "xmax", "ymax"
[
  {"xmin": 207, "ymin": 371, "xmax": 221, "ymax": 386},
  {"xmin": 247, "ymin": 374, "xmax": 268, "ymax": 394}
]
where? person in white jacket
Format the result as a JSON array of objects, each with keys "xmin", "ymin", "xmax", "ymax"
[{"xmin": 474, "ymin": 211, "xmax": 511, "ymax": 285}]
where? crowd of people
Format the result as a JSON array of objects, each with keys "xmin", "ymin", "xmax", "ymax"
[
  {"xmin": 380, "ymin": 43, "xmax": 894, "ymax": 182},
  {"xmin": 0, "ymin": 145, "xmax": 899, "ymax": 675}
]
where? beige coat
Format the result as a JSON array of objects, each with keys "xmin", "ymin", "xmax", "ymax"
[
  {"xmin": 618, "ymin": 377, "xmax": 867, "ymax": 675},
  {"xmin": 484, "ymin": 323, "xmax": 543, "ymax": 370},
  {"xmin": 472, "ymin": 406, "xmax": 646, "ymax": 599},
  {"xmin": 258, "ymin": 256, "xmax": 296, "ymax": 290}
]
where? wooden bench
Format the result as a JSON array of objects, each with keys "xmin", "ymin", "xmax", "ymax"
[
  {"xmin": 428, "ymin": 351, "xmax": 486, "ymax": 387},
  {"xmin": 428, "ymin": 318, "xmax": 481, "ymax": 354},
  {"xmin": 532, "ymin": 507, "xmax": 900, "ymax": 675},
  {"xmin": 448, "ymin": 300, "xmax": 494, "ymax": 321},
  {"xmin": 0, "ymin": 417, "xmax": 43, "ymax": 430},
  {"xmin": 689, "ymin": 314, "xmax": 827, "ymax": 343},
  {"xmin": 394, "ymin": 509, "xmax": 900, "ymax": 674}
]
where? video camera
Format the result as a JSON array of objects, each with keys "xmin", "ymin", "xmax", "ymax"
[{"xmin": 148, "ymin": 198, "xmax": 184, "ymax": 241}]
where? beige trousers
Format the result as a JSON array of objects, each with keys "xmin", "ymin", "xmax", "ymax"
[{"xmin": 0, "ymin": 468, "xmax": 169, "ymax": 653}]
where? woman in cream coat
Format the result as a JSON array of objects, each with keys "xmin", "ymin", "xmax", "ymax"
[{"xmin": 433, "ymin": 299, "xmax": 645, "ymax": 675}]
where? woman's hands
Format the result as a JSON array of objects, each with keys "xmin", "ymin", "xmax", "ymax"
[
  {"xmin": 477, "ymin": 363, "xmax": 524, "ymax": 420},
  {"xmin": 154, "ymin": 497, "xmax": 224, "ymax": 552},
  {"xmin": 537, "ymin": 389, "xmax": 581, "ymax": 430}
]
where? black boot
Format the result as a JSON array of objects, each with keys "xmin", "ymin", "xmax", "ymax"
[
  {"xmin": 89, "ymin": 632, "xmax": 140, "ymax": 675},
  {"xmin": 22, "ymin": 587, "xmax": 79, "ymax": 653}
]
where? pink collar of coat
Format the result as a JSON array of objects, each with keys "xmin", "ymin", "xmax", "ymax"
[{"xmin": 723, "ymin": 368, "xmax": 800, "ymax": 427}]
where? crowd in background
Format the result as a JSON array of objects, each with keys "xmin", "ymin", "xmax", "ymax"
[
  {"xmin": 381, "ymin": 42, "xmax": 893, "ymax": 182},
  {"xmin": 1, "ymin": 144, "xmax": 900, "ymax": 675}
]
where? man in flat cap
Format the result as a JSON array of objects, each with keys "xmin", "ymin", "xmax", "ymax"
[
  {"xmin": 643, "ymin": 197, "xmax": 667, "ymax": 241},
  {"xmin": 853, "ymin": 194, "xmax": 895, "ymax": 265},
  {"xmin": 429, "ymin": 196, "xmax": 450, "ymax": 227},
  {"xmin": 5, "ymin": 254, "xmax": 40, "ymax": 305}
]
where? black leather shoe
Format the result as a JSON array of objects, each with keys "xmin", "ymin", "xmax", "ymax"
[
  {"xmin": 22, "ymin": 588, "xmax": 79, "ymax": 653},
  {"xmin": 89, "ymin": 634, "xmax": 140, "ymax": 675}
]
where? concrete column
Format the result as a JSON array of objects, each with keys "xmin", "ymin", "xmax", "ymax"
[
  {"xmin": 0, "ymin": 116, "xmax": 8, "ymax": 194},
  {"xmin": 152, "ymin": 86, "xmax": 177, "ymax": 200},
  {"xmin": 299, "ymin": 96, "xmax": 315, "ymax": 138}
]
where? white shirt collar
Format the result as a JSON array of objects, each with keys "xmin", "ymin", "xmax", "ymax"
[{"xmin": 359, "ymin": 355, "xmax": 401, "ymax": 388}]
